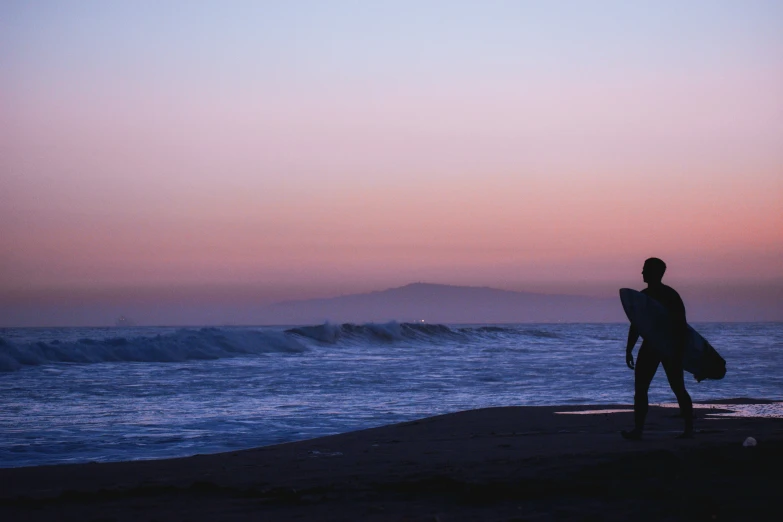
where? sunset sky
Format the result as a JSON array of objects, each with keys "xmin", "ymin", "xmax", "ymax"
[{"xmin": 2, "ymin": 1, "xmax": 782, "ymax": 325}]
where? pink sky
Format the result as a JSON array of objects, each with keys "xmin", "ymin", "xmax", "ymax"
[{"xmin": 1, "ymin": 2, "xmax": 782, "ymax": 324}]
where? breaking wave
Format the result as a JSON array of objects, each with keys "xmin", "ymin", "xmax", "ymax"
[
  {"xmin": 0, "ymin": 322, "xmax": 563, "ymax": 371},
  {"xmin": 285, "ymin": 322, "xmax": 467, "ymax": 344},
  {"xmin": 285, "ymin": 322, "xmax": 527, "ymax": 344},
  {"xmin": 0, "ymin": 328, "xmax": 307, "ymax": 372},
  {"xmin": 520, "ymin": 328, "xmax": 562, "ymax": 339}
]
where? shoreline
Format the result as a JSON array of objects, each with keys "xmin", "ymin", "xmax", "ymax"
[
  {"xmin": 2, "ymin": 399, "xmax": 782, "ymax": 521},
  {"xmin": 3, "ymin": 397, "xmax": 780, "ymax": 471}
]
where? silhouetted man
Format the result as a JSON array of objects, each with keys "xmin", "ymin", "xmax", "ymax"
[{"xmin": 622, "ymin": 258, "xmax": 693, "ymax": 440}]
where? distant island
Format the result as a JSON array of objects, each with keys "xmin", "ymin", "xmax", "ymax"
[
  {"xmin": 264, "ymin": 283, "xmax": 622, "ymax": 325},
  {"xmin": 2, "ymin": 282, "xmax": 779, "ymax": 328}
]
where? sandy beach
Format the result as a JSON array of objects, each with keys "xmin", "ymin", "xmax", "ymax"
[{"xmin": 1, "ymin": 399, "xmax": 781, "ymax": 521}]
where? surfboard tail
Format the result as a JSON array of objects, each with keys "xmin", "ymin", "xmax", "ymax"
[{"xmin": 698, "ymin": 341, "xmax": 727, "ymax": 381}]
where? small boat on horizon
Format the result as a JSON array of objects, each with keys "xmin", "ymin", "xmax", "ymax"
[{"xmin": 115, "ymin": 316, "xmax": 136, "ymax": 327}]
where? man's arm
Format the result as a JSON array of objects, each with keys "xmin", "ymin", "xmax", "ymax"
[{"xmin": 626, "ymin": 324, "xmax": 639, "ymax": 370}]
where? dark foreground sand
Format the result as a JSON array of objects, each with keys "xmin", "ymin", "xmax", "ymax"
[{"xmin": 2, "ymin": 399, "xmax": 781, "ymax": 521}]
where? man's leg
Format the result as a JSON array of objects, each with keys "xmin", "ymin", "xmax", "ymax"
[
  {"xmin": 623, "ymin": 343, "xmax": 659, "ymax": 439},
  {"xmin": 662, "ymin": 354, "xmax": 694, "ymax": 438}
]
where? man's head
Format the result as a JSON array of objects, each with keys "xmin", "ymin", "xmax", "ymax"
[{"xmin": 642, "ymin": 257, "xmax": 666, "ymax": 284}]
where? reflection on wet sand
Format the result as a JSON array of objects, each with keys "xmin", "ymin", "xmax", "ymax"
[
  {"xmin": 657, "ymin": 401, "xmax": 783, "ymax": 418},
  {"xmin": 557, "ymin": 402, "xmax": 783, "ymax": 418}
]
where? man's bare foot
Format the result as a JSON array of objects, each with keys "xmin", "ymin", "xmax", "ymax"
[{"xmin": 621, "ymin": 429, "xmax": 643, "ymax": 440}]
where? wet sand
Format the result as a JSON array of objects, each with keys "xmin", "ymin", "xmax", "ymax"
[{"xmin": 2, "ymin": 399, "xmax": 782, "ymax": 521}]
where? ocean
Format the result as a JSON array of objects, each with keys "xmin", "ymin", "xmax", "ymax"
[{"xmin": 1, "ymin": 322, "xmax": 782, "ymax": 468}]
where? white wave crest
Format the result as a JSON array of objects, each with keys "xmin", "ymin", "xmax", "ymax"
[
  {"xmin": 286, "ymin": 321, "xmax": 467, "ymax": 344},
  {"xmin": 0, "ymin": 328, "xmax": 307, "ymax": 371}
]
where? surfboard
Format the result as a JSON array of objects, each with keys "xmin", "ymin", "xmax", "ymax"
[{"xmin": 619, "ymin": 288, "xmax": 726, "ymax": 382}]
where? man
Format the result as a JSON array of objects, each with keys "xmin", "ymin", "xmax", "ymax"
[{"xmin": 622, "ymin": 258, "xmax": 693, "ymax": 440}]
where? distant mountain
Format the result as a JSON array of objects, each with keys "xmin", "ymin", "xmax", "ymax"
[
  {"xmin": 264, "ymin": 283, "xmax": 622, "ymax": 325},
  {"xmin": 2, "ymin": 281, "xmax": 778, "ymax": 327}
]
